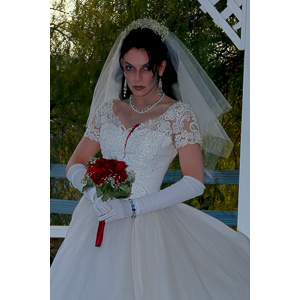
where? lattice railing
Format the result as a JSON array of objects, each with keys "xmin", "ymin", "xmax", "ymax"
[
  {"xmin": 50, "ymin": 164, "xmax": 239, "ymax": 237},
  {"xmin": 197, "ymin": 0, "xmax": 247, "ymax": 50}
]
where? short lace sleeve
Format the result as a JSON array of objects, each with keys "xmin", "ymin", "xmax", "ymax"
[
  {"xmin": 84, "ymin": 102, "xmax": 110, "ymax": 142},
  {"xmin": 172, "ymin": 103, "xmax": 202, "ymax": 150}
]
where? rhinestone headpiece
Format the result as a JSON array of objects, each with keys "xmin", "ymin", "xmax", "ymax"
[{"xmin": 122, "ymin": 18, "xmax": 169, "ymax": 42}]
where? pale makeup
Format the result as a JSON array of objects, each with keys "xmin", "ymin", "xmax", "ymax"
[{"xmin": 122, "ymin": 48, "xmax": 164, "ymax": 100}]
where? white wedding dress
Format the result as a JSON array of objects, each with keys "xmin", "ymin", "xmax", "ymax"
[{"xmin": 50, "ymin": 100, "xmax": 250, "ymax": 300}]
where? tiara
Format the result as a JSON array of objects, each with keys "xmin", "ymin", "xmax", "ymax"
[{"xmin": 122, "ymin": 18, "xmax": 169, "ymax": 42}]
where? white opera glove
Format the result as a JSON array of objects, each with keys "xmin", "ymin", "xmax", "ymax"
[
  {"xmin": 97, "ymin": 198, "xmax": 132, "ymax": 223},
  {"xmin": 66, "ymin": 163, "xmax": 98, "ymax": 203},
  {"xmin": 67, "ymin": 164, "xmax": 101, "ymax": 202},
  {"xmin": 93, "ymin": 197, "xmax": 115, "ymax": 220},
  {"xmin": 136, "ymin": 176, "xmax": 205, "ymax": 215},
  {"xmin": 104, "ymin": 175, "xmax": 205, "ymax": 223},
  {"xmin": 66, "ymin": 163, "xmax": 86, "ymax": 192}
]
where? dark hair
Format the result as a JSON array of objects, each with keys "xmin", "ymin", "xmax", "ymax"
[{"xmin": 119, "ymin": 28, "xmax": 178, "ymax": 100}]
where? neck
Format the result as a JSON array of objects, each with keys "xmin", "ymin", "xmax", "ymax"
[
  {"xmin": 131, "ymin": 88, "xmax": 160, "ymax": 108},
  {"xmin": 130, "ymin": 92, "xmax": 165, "ymax": 114}
]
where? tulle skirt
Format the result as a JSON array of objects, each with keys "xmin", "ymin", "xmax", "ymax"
[{"xmin": 50, "ymin": 195, "xmax": 250, "ymax": 300}]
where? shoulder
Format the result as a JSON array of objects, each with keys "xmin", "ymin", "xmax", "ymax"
[
  {"xmin": 112, "ymin": 99, "xmax": 130, "ymax": 113},
  {"xmin": 160, "ymin": 95, "xmax": 177, "ymax": 107},
  {"xmin": 161, "ymin": 95, "xmax": 193, "ymax": 111},
  {"xmin": 94, "ymin": 99, "xmax": 116, "ymax": 115},
  {"xmin": 88, "ymin": 100, "xmax": 116, "ymax": 125},
  {"xmin": 167, "ymin": 101, "xmax": 196, "ymax": 118},
  {"xmin": 172, "ymin": 101, "xmax": 193, "ymax": 111}
]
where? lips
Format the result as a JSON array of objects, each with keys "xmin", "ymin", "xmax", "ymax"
[{"xmin": 132, "ymin": 86, "xmax": 145, "ymax": 90}]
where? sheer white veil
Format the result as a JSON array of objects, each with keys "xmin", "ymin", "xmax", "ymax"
[{"xmin": 86, "ymin": 22, "xmax": 233, "ymax": 172}]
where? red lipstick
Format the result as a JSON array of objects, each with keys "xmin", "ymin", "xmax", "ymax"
[{"xmin": 133, "ymin": 86, "xmax": 145, "ymax": 90}]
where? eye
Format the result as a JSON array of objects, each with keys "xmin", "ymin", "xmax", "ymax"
[
  {"xmin": 143, "ymin": 65, "xmax": 150, "ymax": 71},
  {"xmin": 125, "ymin": 65, "xmax": 133, "ymax": 71}
]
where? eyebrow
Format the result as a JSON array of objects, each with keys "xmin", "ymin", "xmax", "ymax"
[{"xmin": 124, "ymin": 61, "xmax": 150, "ymax": 67}]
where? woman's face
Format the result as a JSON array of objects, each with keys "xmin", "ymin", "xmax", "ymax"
[{"xmin": 122, "ymin": 48, "xmax": 165, "ymax": 98}]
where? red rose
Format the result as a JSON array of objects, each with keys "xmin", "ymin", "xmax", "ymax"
[
  {"xmin": 86, "ymin": 158, "xmax": 129, "ymax": 185},
  {"xmin": 113, "ymin": 161, "xmax": 128, "ymax": 183},
  {"xmin": 105, "ymin": 159, "xmax": 117, "ymax": 173},
  {"xmin": 87, "ymin": 164, "xmax": 109, "ymax": 185},
  {"xmin": 115, "ymin": 160, "xmax": 128, "ymax": 170},
  {"xmin": 96, "ymin": 159, "xmax": 115, "ymax": 174}
]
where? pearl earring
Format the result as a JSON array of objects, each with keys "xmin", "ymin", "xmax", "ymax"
[
  {"xmin": 123, "ymin": 78, "xmax": 127, "ymax": 98},
  {"xmin": 158, "ymin": 77, "xmax": 163, "ymax": 98}
]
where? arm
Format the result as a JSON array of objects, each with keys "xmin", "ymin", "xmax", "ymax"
[
  {"xmin": 66, "ymin": 135, "xmax": 113, "ymax": 217},
  {"xmin": 178, "ymin": 143, "xmax": 204, "ymax": 184},
  {"xmin": 66, "ymin": 137, "xmax": 101, "ymax": 192},
  {"xmin": 66, "ymin": 136, "xmax": 101, "ymax": 173}
]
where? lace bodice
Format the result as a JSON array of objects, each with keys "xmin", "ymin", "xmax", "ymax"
[{"xmin": 84, "ymin": 100, "xmax": 202, "ymax": 199}]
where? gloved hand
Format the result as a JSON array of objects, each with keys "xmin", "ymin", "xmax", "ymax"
[
  {"xmin": 93, "ymin": 197, "xmax": 115, "ymax": 220},
  {"xmin": 66, "ymin": 163, "xmax": 86, "ymax": 192},
  {"xmin": 100, "ymin": 175, "xmax": 205, "ymax": 223},
  {"xmin": 66, "ymin": 163, "xmax": 98, "ymax": 203},
  {"xmin": 96, "ymin": 198, "xmax": 132, "ymax": 223}
]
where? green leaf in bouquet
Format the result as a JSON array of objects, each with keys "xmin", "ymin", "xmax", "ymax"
[
  {"xmin": 111, "ymin": 184, "xmax": 131, "ymax": 199},
  {"xmin": 119, "ymin": 183, "xmax": 131, "ymax": 194},
  {"xmin": 101, "ymin": 181, "xmax": 110, "ymax": 194},
  {"xmin": 81, "ymin": 180, "xmax": 94, "ymax": 192},
  {"xmin": 111, "ymin": 190, "xmax": 124, "ymax": 198},
  {"xmin": 98, "ymin": 181, "xmax": 113, "ymax": 201},
  {"xmin": 96, "ymin": 186, "xmax": 104, "ymax": 198},
  {"xmin": 125, "ymin": 181, "xmax": 133, "ymax": 188},
  {"xmin": 107, "ymin": 183, "xmax": 113, "ymax": 194},
  {"xmin": 102, "ymin": 193, "xmax": 111, "ymax": 201}
]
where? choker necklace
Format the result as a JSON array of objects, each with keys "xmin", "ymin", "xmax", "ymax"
[{"xmin": 129, "ymin": 93, "xmax": 165, "ymax": 114}]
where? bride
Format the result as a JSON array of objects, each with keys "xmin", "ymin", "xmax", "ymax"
[{"xmin": 50, "ymin": 19, "xmax": 250, "ymax": 300}]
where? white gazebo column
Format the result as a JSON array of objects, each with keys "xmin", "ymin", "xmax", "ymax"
[
  {"xmin": 237, "ymin": 0, "xmax": 250, "ymax": 238},
  {"xmin": 198, "ymin": 0, "xmax": 250, "ymax": 237}
]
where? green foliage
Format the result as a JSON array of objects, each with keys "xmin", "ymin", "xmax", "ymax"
[
  {"xmin": 50, "ymin": 0, "xmax": 244, "ymax": 223},
  {"xmin": 187, "ymin": 184, "xmax": 239, "ymax": 211}
]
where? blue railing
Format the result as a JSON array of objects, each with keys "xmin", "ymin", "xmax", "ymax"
[{"xmin": 50, "ymin": 164, "xmax": 239, "ymax": 232}]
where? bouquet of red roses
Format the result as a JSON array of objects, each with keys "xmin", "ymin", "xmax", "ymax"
[{"xmin": 80, "ymin": 157, "xmax": 134, "ymax": 247}]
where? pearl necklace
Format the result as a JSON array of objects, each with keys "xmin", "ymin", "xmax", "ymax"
[{"xmin": 129, "ymin": 93, "xmax": 165, "ymax": 114}]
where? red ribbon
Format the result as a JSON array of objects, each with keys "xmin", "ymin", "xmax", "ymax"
[
  {"xmin": 95, "ymin": 220, "xmax": 105, "ymax": 247},
  {"xmin": 124, "ymin": 124, "xmax": 140, "ymax": 157}
]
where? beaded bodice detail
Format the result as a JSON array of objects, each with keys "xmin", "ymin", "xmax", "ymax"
[{"xmin": 84, "ymin": 100, "xmax": 202, "ymax": 199}]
